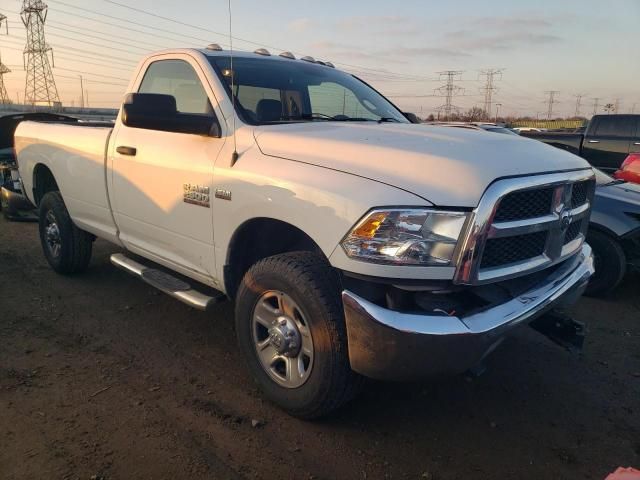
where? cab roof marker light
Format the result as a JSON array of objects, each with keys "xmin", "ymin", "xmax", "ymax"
[
  {"xmin": 254, "ymin": 48, "xmax": 271, "ymax": 56},
  {"xmin": 325, "ymin": 61, "xmax": 335, "ymax": 68},
  {"xmin": 300, "ymin": 56, "xmax": 315, "ymax": 63},
  {"xmin": 279, "ymin": 51, "xmax": 295, "ymax": 59},
  {"xmin": 206, "ymin": 43, "xmax": 223, "ymax": 51}
]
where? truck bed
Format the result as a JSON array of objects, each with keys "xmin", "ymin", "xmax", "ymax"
[
  {"xmin": 520, "ymin": 132, "xmax": 583, "ymax": 156},
  {"xmin": 15, "ymin": 121, "xmax": 120, "ymax": 243}
]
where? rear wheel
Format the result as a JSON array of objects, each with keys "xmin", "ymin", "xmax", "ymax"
[
  {"xmin": 38, "ymin": 191, "xmax": 93, "ymax": 274},
  {"xmin": 585, "ymin": 229, "xmax": 626, "ymax": 296},
  {"xmin": 235, "ymin": 251, "xmax": 363, "ymax": 419}
]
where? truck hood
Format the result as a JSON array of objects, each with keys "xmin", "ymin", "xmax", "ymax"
[{"xmin": 254, "ymin": 123, "xmax": 590, "ymax": 207}]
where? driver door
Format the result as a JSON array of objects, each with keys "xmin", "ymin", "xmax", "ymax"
[{"xmin": 110, "ymin": 58, "xmax": 224, "ymax": 279}]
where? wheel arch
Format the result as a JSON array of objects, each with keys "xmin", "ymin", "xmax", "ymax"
[
  {"xmin": 32, "ymin": 163, "xmax": 59, "ymax": 206},
  {"xmin": 224, "ymin": 217, "xmax": 326, "ymax": 299}
]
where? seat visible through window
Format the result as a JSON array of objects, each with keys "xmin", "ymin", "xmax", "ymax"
[{"xmin": 256, "ymin": 99, "xmax": 282, "ymax": 122}]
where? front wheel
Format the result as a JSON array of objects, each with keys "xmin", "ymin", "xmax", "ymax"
[
  {"xmin": 235, "ymin": 252, "xmax": 363, "ymax": 419},
  {"xmin": 585, "ymin": 229, "xmax": 626, "ymax": 296},
  {"xmin": 38, "ymin": 191, "xmax": 93, "ymax": 274}
]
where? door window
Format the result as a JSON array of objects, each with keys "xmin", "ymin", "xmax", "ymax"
[
  {"xmin": 592, "ymin": 116, "xmax": 635, "ymax": 137},
  {"xmin": 139, "ymin": 60, "xmax": 213, "ymax": 115}
]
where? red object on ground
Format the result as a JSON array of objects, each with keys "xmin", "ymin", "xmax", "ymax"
[
  {"xmin": 614, "ymin": 153, "xmax": 640, "ymax": 185},
  {"xmin": 605, "ymin": 467, "xmax": 640, "ymax": 480}
]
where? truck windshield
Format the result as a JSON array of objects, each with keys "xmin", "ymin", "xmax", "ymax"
[{"xmin": 208, "ymin": 56, "xmax": 408, "ymax": 125}]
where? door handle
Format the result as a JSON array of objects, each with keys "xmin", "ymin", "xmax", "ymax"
[
  {"xmin": 116, "ymin": 146, "xmax": 137, "ymax": 156},
  {"xmin": 634, "ymin": 142, "xmax": 640, "ymax": 145},
  {"xmin": 587, "ymin": 140, "xmax": 600, "ymax": 144}
]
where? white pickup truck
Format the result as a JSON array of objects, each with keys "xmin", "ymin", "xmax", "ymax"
[{"xmin": 15, "ymin": 46, "xmax": 596, "ymax": 418}]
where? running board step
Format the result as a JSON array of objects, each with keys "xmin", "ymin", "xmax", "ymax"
[{"xmin": 110, "ymin": 253, "xmax": 225, "ymax": 311}]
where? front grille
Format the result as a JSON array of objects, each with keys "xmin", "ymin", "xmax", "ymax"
[
  {"xmin": 571, "ymin": 180, "xmax": 591, "ymax": 208},
  {"xmin": 454, "ymin": 171, "xmax": 595, "ymax": 285},
  {"xmin": 480, "ymin": 231, "xmax": 548, "ymax": 269},
  {"xmin": 494, "ymin": 187, "xmax": 554, "ymax": 222},
  {"xmin": 564, "ymin": 219, "xmax": 583, "ymax": 243}
]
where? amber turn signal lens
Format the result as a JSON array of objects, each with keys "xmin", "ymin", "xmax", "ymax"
[{"xmin": 352, "ymin": 212, "xmax": 387, "ymax": 238}]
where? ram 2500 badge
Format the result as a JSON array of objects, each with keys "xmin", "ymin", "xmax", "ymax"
[{"xmin": 15, "ymin": 46, "xmax": 595, "ymax": 418}]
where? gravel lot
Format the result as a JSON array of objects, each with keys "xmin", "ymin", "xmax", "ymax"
[{"xmin": 1, "ymin": 216, "xmax": 639, "ymax": 479}]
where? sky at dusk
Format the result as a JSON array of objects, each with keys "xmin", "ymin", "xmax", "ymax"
[{"xmin": 0, "ymin": 0, "xmax": 638, "ymax": 117}]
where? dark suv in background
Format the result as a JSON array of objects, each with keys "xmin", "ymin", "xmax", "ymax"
[{"xmin": 523, "ymin": 114, "xmax": 640, "ymax": 172}]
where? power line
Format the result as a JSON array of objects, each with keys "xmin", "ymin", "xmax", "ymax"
[
  {"xmin": 7, "ymin": 8, "xmax": 209, "ymax": 52},
  {"xmin": 386, "ymin": 93, "xmax": 482, "ymax": 98},
  {"xmin": 544, "ymin": 90, "xmax": 560, "ymax": 120},
  {"xmin": 53, "ymin": 66, "xmax": 129, "ymax": 82},
  {"xmin": 17, "ymin": 21, "xmax": 166, "ymax": 53},
  {"xmin": 48, "ymin": 0, "xmax": 441, "ymax": 81},
  {"xmin": 3, "ymin": 35, "xmax": 138, "ymax": 67},
  {"xmin": 3, "ymin": 1, "xmax": 621, "ymax": 116}
]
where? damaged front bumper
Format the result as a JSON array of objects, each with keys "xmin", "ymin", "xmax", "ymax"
[{"xmin": 342, "ymin": 244, "xmax": 594, "ymax": 381}]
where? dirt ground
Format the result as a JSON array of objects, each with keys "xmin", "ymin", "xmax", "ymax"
[{"xmin": 1, "ymin": 216, "xmax": 639, "ymax": 480}]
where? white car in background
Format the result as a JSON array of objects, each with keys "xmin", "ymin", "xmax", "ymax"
[
  {"xmin": 512, "ymin": 127, "xmax": 545, "ymax": 133},
  {"xmin": 432, "ymin": 122, "xmax": 520, "ymax": 135}
]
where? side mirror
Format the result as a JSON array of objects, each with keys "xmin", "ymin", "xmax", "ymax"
[
  {"xmin": 403, "ymin": 112, "xmax": 421, "ymax": 124},
  {"xmin": 122, "ymin": 93, "xmax": 221, "ymax": 137}
]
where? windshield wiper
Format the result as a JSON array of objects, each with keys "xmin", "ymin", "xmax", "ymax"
[
  {"xmin": 377, "ymin": 117, "xmax": 401, "ymax": 123},
  {"xmin": 603, "ymin": 179, "xmax": 626, "ymax": 186},
  {"xmin": 296, "ymin": 114, "xmax": 400, "ymax": 123},
  {"xmin": 297, "ymin": 114, "xmax": 370, "ymax": 122},
  {"xmin": 299, "ymin": 113, "xmax": 332, "ymax": 121}
]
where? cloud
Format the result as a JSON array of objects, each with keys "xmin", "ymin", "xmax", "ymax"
[
  {"xmin": 308, "ymin": 42, "xmax": 409, "ymax": 64},
  {"xmin": 447, "ymin": 31, "xmax": 562, "ymax": 51},
  {"xmin": 288, "ymin": 18, "xmax": 313, "ymax": 33},
  {"xmin": 309, "ymin": 41, "xmax": 342, "ymax": 51},
  {"xmin": 308, "ymin": 12, "xmax": 562, "ymax": 66},
  {"xmin": 471, "ymin": 15, "xmax": 553, "ymax": 29},
  {"xmin": 444, "ymin": 14, "xmax": 563, "ymax": 52},
  {"xmin": 384, "ymin": 46, "xmax": 471, "ymax": 58},
  {"xmin": 336, "ymin": 15, "xmax": 420, "ymax": 36},
  {"xmin": 337, "ymin": 15, "xmax": 408, "ymax": 30},
  {"xmin": 310, "ymin": 41, "xmax": 469, "ymax": 60}
]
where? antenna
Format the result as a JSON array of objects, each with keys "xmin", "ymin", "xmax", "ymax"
[{"xmin": 228, "ymin": 0, "xmax": 239, "ymax": 167}]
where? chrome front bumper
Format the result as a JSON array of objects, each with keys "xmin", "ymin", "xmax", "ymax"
[{"xmin": 342, "ymin": 244, "xmax": 594, "ymax": 381}]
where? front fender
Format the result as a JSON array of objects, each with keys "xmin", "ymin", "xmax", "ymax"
[{"xmin": 212, "ymin": 149, "xmax": 433, "ymax": 283}]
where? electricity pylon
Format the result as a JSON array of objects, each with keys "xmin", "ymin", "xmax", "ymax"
[
  {"xmin": 479, "ymin": 68, "xmax": 503, "ymax": 120},
  {"xmin": 435, "ymin": 70, "xmax": 464, "ymax": 120},
  {"xmin": 0, "ymin": 14, "xmax": 10, "ymax": 104},
  {"xmin": 21, "ymin": 0, "xmax": 60, "ymax": 106}
]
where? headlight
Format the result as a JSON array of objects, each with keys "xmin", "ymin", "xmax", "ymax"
[{"xmin": 341, "ymin": 209, "xmax": 468, "ymax": 266}]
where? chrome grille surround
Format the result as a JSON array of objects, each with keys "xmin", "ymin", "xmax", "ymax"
[{"xmin": 453, "ymin": 170, "xmax": 595, "ymax": 285}]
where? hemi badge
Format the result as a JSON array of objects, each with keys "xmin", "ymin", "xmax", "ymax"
[{"xmin": 215, "ymin": 189, "xmax": 232, "ymax": 201}]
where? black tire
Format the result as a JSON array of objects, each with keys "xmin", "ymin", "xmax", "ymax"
[
  {"xmin": 235, "ymin": 251, "xmax": 363, "ymax": 419},
  {"xmin": 38, "ymin": 191, "xmax": 93, "ymax": 274},
  {"xmin": 585, "ymin": 229, "xmax": 626, "ymax": 296}
]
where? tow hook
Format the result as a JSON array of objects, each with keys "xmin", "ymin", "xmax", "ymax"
[{"xmin": 530, "ymin": 310, "xmax": 585, "ymax": 355}]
